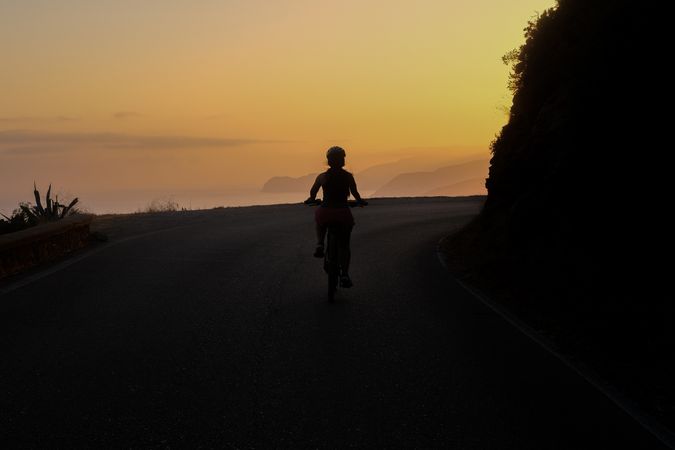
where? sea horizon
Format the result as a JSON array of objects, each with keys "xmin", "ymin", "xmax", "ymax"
[{"xmin": 0, "ymin": 188, "xmax": 379, "ymax": 216}]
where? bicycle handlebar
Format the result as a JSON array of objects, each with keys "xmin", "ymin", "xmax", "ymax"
[
  {"xmin": 347, "ymin": 200, "xmax": 368, "ymax": 207},
  {"xmin": 304, "ymin": 198, "xmax": 368, "ymax": 207}
]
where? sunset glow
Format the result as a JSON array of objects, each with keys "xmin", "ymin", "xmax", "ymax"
[{"xmin": 1, "ymin": 0, "xmax": 554, "ymax": 212}]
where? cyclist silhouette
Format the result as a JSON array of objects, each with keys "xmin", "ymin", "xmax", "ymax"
[{"xmin": 304, "ymin": 146, "xmax": 367, "ymax": 288}]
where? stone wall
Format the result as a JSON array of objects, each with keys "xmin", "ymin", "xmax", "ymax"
[{"xmin": 0, "ymin": 215, "xmax": 94, "ymax": 280}]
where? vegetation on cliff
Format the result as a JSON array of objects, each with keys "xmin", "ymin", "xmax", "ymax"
[{"xmin": 449, "ymin": 0, "xmax": 670, "ymax": 427}]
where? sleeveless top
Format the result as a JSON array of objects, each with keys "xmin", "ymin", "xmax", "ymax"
[{"xmin": 322, "ymin": 168, "xmax": 352, "ymax": 208}]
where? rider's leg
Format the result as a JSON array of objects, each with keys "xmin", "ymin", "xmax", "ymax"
[
  {"xmin": 338, "ymin": 225, "xmax": 354, "ymax": 287},
  {"xmin": 339, "ymin": 225, "xmax": 352, "ymax": 273},
  {"xmin": 314, "ymin": 223, "xmax": 327, "ymax": 257},
  {"xmin": 316, "ymin": 223, "xmax": 327, "ymax": 246}
]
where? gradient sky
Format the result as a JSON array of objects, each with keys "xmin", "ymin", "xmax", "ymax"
[{"xmin": 1, "ymin": 0, "xmax": 555, "ymax": 211}]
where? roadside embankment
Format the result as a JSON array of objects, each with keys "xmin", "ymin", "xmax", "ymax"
[{"xmin": 0, "ymin": 214, "xmax": 94, "ymax": 280}]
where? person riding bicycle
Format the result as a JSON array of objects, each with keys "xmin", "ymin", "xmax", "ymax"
[{"xmin": 304, "ymin": 146, "xmax": 367, "ymax": 288}]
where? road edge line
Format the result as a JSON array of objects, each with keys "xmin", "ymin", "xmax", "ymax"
[{"xmin": 436, "ymin": 241, "xmax": 675, "ymax": 449}]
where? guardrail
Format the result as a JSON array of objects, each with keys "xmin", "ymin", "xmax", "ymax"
[{"xmin": 0, "ymin": 214, "xmax": 94, "ymax": 280}]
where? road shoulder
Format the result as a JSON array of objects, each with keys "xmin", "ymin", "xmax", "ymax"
[{"xmin": 437, "ymin": 236, "xmax": 675, "ymax": 449}]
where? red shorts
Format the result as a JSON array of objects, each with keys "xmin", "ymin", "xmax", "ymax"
[{"xmin": 315, "ymin": 207, "xmax": 354, "ymax": 227}]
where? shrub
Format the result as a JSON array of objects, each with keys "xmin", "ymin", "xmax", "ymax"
[
  {"xmin": 0, "ymin": 183, "xmax": 79, "ymax": 235},
  {"xmin": 141, "ymin": 198, "xmax": 180, "ymax": 213}
]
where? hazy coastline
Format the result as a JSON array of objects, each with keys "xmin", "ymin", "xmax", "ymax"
[{"xmin": 0, "ymin": 189, "xmax": 379, "ymax": 215}]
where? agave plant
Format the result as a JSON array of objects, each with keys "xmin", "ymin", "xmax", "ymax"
[{"xmin": 19, "ymin": 182, "xmax": 79, "ymax": 225}]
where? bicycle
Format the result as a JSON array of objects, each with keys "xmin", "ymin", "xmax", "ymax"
[{"xmin": 306, "ymin": 199, "xmax": 366, "ymax": 301}]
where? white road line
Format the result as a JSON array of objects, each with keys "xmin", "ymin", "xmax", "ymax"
[{"xmin": 436, "ymin": 242, "xmax": 675, "ymax": 449}]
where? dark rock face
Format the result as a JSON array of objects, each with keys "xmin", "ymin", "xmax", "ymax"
[
  {"xmin": 457, "ymin": 0, "xmax": 670, "ymax": 429},
  {"xmin": 480, "ymin": 0, "xmax": 657, "ymax": 284}
]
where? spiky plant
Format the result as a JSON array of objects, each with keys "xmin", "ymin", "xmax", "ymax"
[{"xmin": 19, "ymin": 182, "xmax": 79, "ymax": 225}]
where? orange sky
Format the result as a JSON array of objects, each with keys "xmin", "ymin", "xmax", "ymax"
[{"xmin": 1, "ymin": 0, "xmax": 555, "ymax": 211}]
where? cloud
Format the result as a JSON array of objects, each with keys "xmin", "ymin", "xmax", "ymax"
[
  {"xmin": 0, "ymin": 145, "xmax": 70, "ymax": 156},
  {"xmin": 0, "ymin": 129, "xmax": 289, "ymax": 155},
  {"xmin": 0, "ymin": 116, "xmax": 77, "ymax": 123},
  {"xmin": 113, "ymin": 111, "xmax": 143, "ymax": 120}
]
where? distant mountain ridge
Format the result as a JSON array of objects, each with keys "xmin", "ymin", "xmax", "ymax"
[
  {"xmin": 374, "ymin": 159, "xmax": 488, "ymax": 197},
  {"xmin": 355, "ymin": 156, "xmax": 470, "ymax": 190},
  {"xmin": 423, "ymin": 177, "xmax": 487, "ymax": 197},
  {"xmin": 261, "ymin": 173, "xmax": 317, "ymax": 193},
  {"xmin": 261, "ymin": 155, "xmax": 489, "ymax": 195}
]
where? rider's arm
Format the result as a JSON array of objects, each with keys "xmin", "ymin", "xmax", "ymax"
[
  {"xmin": 349, "ymin": 174, "xmax": 364, "ymax": 203},
  {"xmin": 307, "ymin": 174, "xmax": 323, "ymax": 201}
]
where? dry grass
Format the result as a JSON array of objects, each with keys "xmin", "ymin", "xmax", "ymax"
[{"xmin": 138, "ymin": 198, "xmax": 182, "ymax": 214}]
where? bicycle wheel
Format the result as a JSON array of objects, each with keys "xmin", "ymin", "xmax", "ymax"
[
  {"xmin": 326, "ymin": 227, "xmax": 340, "ymax": 301},
  {"xmin": 328, "ymin": 268, "xmax": 338, "ymax": 301}
]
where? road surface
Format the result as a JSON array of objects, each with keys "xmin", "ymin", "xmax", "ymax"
[{"xmin": 0, "ymin": 198, "xmax": 665, "ymax": 448}]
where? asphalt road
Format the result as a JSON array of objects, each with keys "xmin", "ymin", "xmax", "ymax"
[{"xmin": 0, "ymin": 198, "xmax": 665, "ymax": 448}]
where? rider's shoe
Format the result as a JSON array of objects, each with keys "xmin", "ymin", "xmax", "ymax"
[
  {"xmin": 339, "ymin": 274, "xmax": 353, "ymax": 288},
  {"xmin": 313, "ymin": 244, "xmax": 325, "ymax": 258}
]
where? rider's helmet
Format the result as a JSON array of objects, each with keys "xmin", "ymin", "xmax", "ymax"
[
  {"xmin": 326, "ymin": 146, "xmax": 346, "ymax": 158},
  {"xmin": 326, "ymin": 146, "xmax": 346, "ymax": 168}
]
